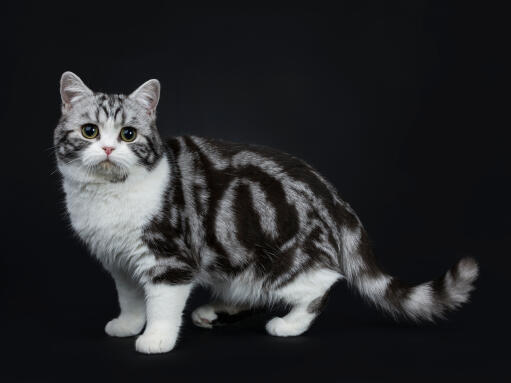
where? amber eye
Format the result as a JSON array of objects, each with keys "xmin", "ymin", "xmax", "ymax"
[
  {"xmin": 120, "ymin": 127, "xmax": 137, "ymax": 142},
  {"xmin": 81, "ymin": 124, "xmax": 99, "ymax": 139}
]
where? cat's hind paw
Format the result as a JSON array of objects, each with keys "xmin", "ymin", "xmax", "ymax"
[{"xmin": 191, "ymin": 305, "xmax": 218, "ymax": 329}]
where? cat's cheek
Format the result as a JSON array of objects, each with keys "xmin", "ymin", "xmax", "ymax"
[{"xmin": 81, "ymin": 144, "xmax": 105, "ymax": 165}]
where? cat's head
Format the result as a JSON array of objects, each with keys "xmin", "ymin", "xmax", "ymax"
[{"xmin": 54, "ymin": 72, "xmax": 165, "ymax": 183}]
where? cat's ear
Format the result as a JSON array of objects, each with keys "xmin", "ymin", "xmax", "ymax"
[
  {"xmin": 129, "ymin": 79, "xmax": 160, "ymax": 113},
  {"xmin": 60, "ymin": 71, "xmax": 93, "ymax": 108}
]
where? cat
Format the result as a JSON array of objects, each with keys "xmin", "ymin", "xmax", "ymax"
[{"xmin": 55, "ymin": 72, "xmax": 479, "ymax": 354}]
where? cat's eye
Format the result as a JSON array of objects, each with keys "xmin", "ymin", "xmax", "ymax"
[
  {"xmin": 81, "ymin": 124, "xmax": 99, "ymax": 139},
  {"xmin": 120, "ymin": 127, "xmax": 137, "ymax": 142}
]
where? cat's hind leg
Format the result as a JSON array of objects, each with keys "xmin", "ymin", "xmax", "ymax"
[
  {"xmin": 191, "ymin": 302, "xmax": 248, "ymax": 329},
  {"xmin": 266, "ymin": 268, "xmax": 340, "ymax": 337}
]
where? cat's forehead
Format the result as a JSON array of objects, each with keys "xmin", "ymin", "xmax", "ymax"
[
  {"xmin": 75, "ymin": 92, "xmax": 147, "ymax": 127},
  {"xmin": 94, "ymin": 92, "xmax": 127, "ymax": 111}
]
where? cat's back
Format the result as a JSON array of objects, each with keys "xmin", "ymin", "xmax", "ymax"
[
  {"xmin": 168, "ymin": 135, "xmax": 310, "ymax": 170},
  {"xmin": 166, "ymin": 135, "xmax": 342, "ymax": 206}
]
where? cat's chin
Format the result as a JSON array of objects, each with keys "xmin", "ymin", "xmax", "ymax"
[
  {"xmin": 92, "ymin": 161, "xmax": 128, "ymax": 183},
  {"xmin": 59, "ymin": 159, "xmax": 132, "ymax": 184},
  {"xmin": 97, "ymin": 160, "xmax": 117, "ymax": 170}
]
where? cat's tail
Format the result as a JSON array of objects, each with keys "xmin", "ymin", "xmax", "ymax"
[{"xmin": 340, "ymin": 227, "xmax": 479, "ymax": 321}]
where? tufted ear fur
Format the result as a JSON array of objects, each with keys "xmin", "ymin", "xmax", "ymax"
[
  {"xmin": 60, "ymin": 71, "xmax": 93, "ymax": 109},
  {"xmin": 129, "ymin": 79, "xmax": 160, "ymax": 113}
]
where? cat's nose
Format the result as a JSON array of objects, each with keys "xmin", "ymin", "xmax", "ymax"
[{"xmin": 102, "ymin": 146, "xmax": 115, "ymax": 156}]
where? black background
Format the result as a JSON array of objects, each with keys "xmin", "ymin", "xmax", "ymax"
[{"xmin": 1, "ymin": 2, "xmax": 508, "ymax": 382}]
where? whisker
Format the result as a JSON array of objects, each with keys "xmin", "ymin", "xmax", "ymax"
[{"xmin": 50, "ymin": 158, "xmax": 82, "ymax": 175}]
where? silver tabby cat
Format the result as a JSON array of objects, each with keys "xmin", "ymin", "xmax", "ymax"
[{"xmin": 55, "ymin": 72, "xmax": 479, "ymax": 354}]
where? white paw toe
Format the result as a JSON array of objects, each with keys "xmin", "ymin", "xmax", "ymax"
[
  {"xmin": 265, "ymin": 317, "xmax": 307, "ymax": 337},
  {"xmin": 191, "ymin": 305, "xmax": 218, "ymax": 329},
  {"xmin": 105, "ymin": 316, "xmax": 145, "ymax": 337},
  {"xmin": 135, "ymin": 330, "xmax": 176, "ymax": 354}
]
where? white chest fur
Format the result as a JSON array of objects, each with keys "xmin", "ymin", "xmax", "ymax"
[{"xmin": 62, "ymin": 158, "xmax": 170, "ymax": 270}]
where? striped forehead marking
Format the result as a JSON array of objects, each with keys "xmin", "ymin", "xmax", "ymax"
[{"xmin": 94, "ymin": 93, "xmax": 127, "ymax": 124}]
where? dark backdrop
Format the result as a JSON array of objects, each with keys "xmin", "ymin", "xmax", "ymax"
[{"xmin": 1, "ymin": 2, "xmax": 507, "ymax": 382}]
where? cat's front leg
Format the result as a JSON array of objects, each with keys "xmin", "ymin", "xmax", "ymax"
[
  {"xmin": 135, "ymin": 282, "xmax": 192, "ymax": 354},
  {"xmin": 105, "ymin": 268, "xmax": 146, "ymax": 337}
]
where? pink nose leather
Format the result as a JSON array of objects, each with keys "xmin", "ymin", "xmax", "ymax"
[{"xmin": 103, "ymin": 147, "xmax": 115, "ymax": 156}]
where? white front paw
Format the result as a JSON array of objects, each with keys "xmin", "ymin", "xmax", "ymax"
[
  {"xmin": 266, "ymin": 317, "xmax": 307, "ymax": 337},
  {"xmin": 105, "ymin": 315, "xmax": 145, "ymax": 337},
  {"xmin": 135, "ymin": 328, "xmax": 177, "ymax": 354}
]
